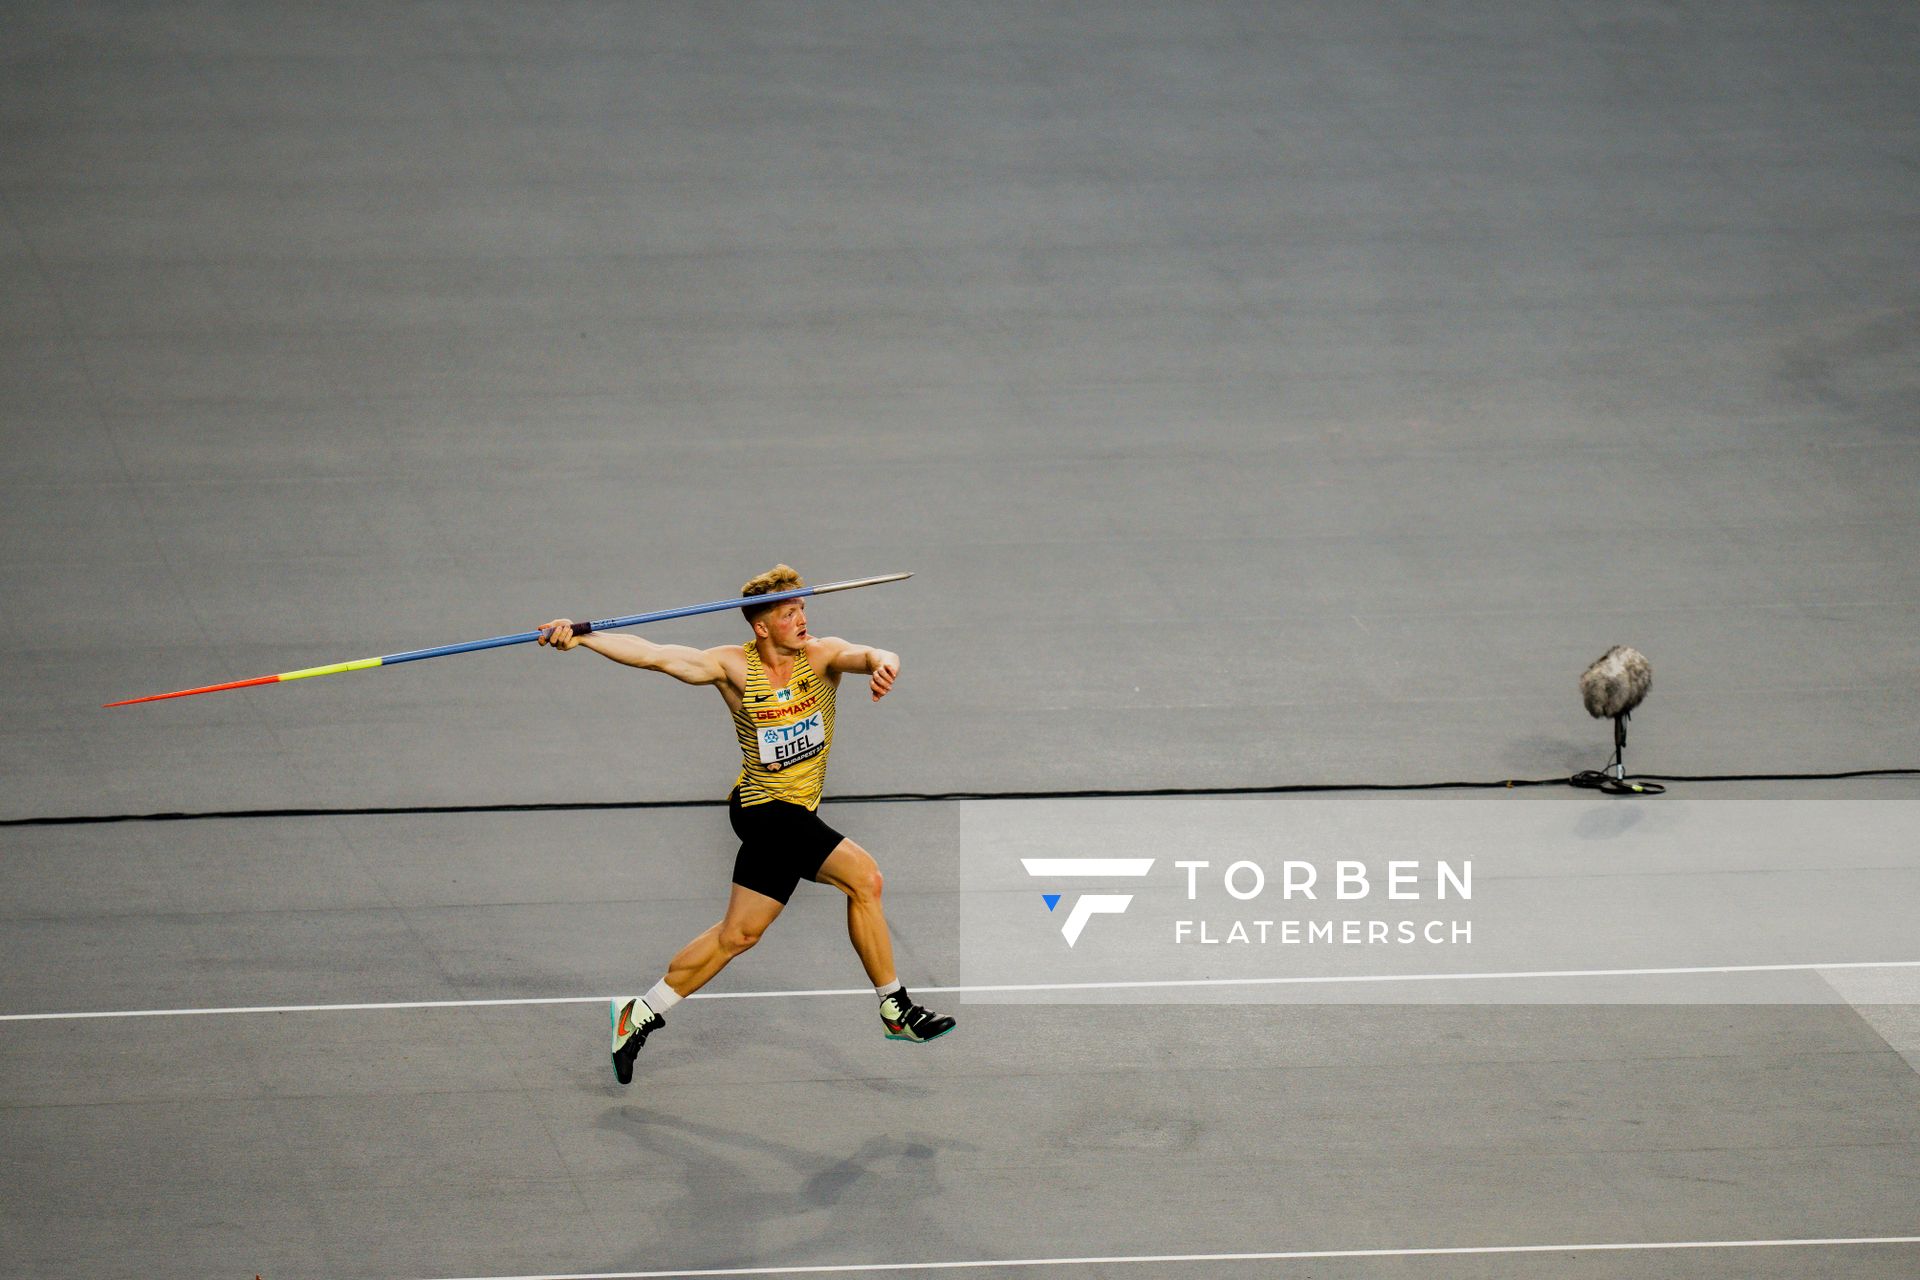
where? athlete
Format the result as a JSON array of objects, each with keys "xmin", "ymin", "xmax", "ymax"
[{"xmin": 538, "ymin": 565, "xmax": 956, "ymax": 1084}]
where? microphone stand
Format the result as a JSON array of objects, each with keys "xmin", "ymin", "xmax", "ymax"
[{"xmin": 1574, "ymin": 711, "xmax": 1666, "ymax": 796}]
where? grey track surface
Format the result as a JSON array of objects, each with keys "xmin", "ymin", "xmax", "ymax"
[{"xmin": 2, "ymin": 2, "xmax": 1918, "ymax": 1277}]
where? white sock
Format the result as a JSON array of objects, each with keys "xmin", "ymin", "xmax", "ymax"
[
  {"xmin": 643, "ymin": 978, "xmax": 683, "ymax": 1016},
  {"xmin": 875, "ymin": 979, "xmax": 904, "ymax": 1001}
]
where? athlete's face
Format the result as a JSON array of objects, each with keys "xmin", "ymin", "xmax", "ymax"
[{"xmin": 758, "ymin": 600, "xmax": 808, "ymax": 649}]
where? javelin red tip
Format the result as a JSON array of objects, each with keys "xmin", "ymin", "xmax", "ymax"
[{"xmin": 103, "ymin": 674, "xmax": 281, "ymax": 708}]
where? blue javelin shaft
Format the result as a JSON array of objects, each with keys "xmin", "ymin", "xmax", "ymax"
[{"xmin": 377, "ymin": 572, "xmax": 913, "ymax": 666}]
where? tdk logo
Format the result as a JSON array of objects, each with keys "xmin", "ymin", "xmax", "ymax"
[{"xmin": 1021, "ymin": 858, "xmax": 1155, "ymax": 946}]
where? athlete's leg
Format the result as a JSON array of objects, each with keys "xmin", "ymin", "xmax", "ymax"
[
  {"xmin": 813, "ymin": 838, "xmax": 895, "ymax": 986},
  {"xmin": 663, "ymin": 883, "xmax": 786, "ymax": 997},
  {"xmin": 610, "ymin": 884, "xmax": 785, "ymax": 1083},
  {"xmin": 815, "ymin": 839, "xmax": 955, "ymax": 1043}
]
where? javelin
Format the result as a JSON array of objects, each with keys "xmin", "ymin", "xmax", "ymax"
[{"xmin": 103, "ymin": 572, "xmax": 913, "ymax": 708}]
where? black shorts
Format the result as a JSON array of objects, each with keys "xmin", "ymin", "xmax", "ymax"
[{"xmin": 728, "ymin": 789, "xmax": 845, "ymax": 905}]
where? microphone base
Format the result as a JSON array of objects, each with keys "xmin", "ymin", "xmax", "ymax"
[
  {"xmin": 1569, "ymin": 716, "xmax": 1666, "ymax": 795},
  {"xmin": 1597, "ymin": 775, "xmax": 1666, "ymax": 796}
]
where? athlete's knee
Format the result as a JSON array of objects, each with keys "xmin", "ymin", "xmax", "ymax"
[
  {"xmin": 839, "ymin": 853, "xmax": 882, "ymax": 904},
  {"xmin": 718, "ymin": 921, "xmax": 765, "ymax": 955}
]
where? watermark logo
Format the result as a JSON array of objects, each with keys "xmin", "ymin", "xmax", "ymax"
[{"xmin": 1021, "ymin": 858, "xmax": 1155, "ymax": 946}]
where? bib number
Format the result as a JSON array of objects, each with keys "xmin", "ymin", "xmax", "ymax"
[{"xmin": 758, "ymin": 712, "xmax": 825, "ymax": 770}]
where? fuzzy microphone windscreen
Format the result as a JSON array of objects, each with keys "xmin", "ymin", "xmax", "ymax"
[{"xmin": 1580, "ymin": 646, "xmax": 1652, "ymax": 719}]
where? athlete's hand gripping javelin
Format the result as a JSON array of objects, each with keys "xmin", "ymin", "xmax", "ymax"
[{"xmin": 536, "ymin": 619, "xmax": 585, "ymax": 651}]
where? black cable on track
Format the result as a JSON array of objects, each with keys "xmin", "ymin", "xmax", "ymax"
[{"xmin": 1, "ymin": 769, "xmax": 1913, "ymax": 829}]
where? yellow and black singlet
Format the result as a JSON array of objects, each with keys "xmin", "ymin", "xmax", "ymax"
[{"xmin": 732, "ymin": 643, "xmax": 836, "ymax": 810}]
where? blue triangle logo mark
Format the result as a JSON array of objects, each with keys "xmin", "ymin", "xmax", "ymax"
[{"xmin": 1042, "ymin": 894, "xmax": 1061, "ymax": 912}]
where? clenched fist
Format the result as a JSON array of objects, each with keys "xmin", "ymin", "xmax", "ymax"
[{"xmin": 869, "ymin": 655, "xmax": 899, "ymax": 702}]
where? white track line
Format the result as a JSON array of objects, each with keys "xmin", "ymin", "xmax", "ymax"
[
  {"xmin": 429, "ymin": 1236, "xmax": 1920, "ymax": 1279},
  {"xmin": 2, "ymin": 960, "xmax": 1917, "ymax": 1023}
]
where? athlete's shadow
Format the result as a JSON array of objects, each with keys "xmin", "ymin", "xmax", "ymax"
[
  {"xmin": 801, "ymin": 1134, "xmax": 948, "ymax": 1206},
  {"xmin": 596, "ymin": 1106, "xmax": 978, "ymax": 1268}
]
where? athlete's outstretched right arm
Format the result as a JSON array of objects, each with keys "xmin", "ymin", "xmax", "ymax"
[{"xmin": 537, "ymin": 620, "xmax": 727, "ymax": 686}]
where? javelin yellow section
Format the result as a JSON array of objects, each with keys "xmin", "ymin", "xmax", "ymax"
[{"xmin": 278, "ymin": 656, "xmax": 384, "ymax": 682}]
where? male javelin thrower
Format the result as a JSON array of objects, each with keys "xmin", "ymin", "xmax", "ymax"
[{"xmin": 539, "ymin": 565, "xmax": 955, "ymax": 1084}]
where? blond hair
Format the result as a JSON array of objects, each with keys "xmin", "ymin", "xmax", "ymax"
[{"xmin": 740, "ymin": 564, "xmax": 804, "ymax": 624}]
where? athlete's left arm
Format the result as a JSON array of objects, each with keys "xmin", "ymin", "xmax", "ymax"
[{"xmin": 813, "ymin": 637, "xmax": 900, "ymax": 702}]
